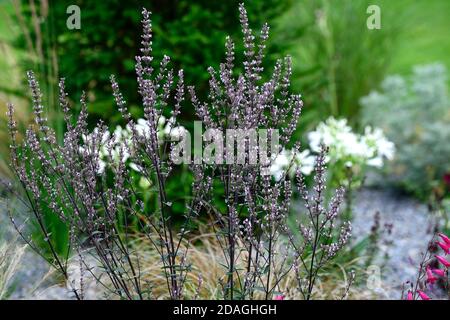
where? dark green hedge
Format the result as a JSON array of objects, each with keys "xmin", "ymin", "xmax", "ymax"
[{"xmin": 17, "ymin": 0, "xmax": 293, "ymax": 125}]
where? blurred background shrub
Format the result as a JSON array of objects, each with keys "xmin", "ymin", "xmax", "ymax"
[
  {"xmin": 278, "ymin": 0, "xmax": 401, "ymax": 132},
  {"xmin": 361, "ymin": 63, "xmax": 450, "ymax": 200}
]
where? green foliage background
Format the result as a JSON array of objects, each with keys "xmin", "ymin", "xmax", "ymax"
[{"xmin": 16, "ymin": 0, "xmax": 294, "ymax": 125}]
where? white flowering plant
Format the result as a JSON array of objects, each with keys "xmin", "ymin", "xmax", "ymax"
[
  {"xmin": 270, "ymin": 148, "xmax": 316, "ymax": 181},
  {"xmin": 308, "ymin": 117, "xmax": 395, "ymax": 188},
  {"xmin": 271, "ymin": 117, "xmax": 395, "ymax": 189}
]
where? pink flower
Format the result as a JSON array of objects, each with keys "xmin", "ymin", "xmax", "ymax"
[
  {"xmin": 431, "ymin": 268, "xmax": 446, "ymax": 277},
  {"xmin": 443, "ymin": 173, "xmax": 450, "ymax": 187},
  {"xmin": 438, "ymin": 233, "xmax": 450, "ymax": 246},
  {"xmin": 417, "ymin": 290, "xmax": 431, "ymax": 300},
  {"xmin": 426, "ymin": 265, "xmax": 438, "ymax": 284},
  {"xmin": 435, "ymin": 255, "xmax": 450, "ymax": 268},
  {"xmin": 274, "ymin": 294, "xmax": 285, "ymax": 300},
  {"xmin": 437, "ymin": 241, "xmax": 450, "ymax": 255},
  {"xmin": 406, "ymin": 291, "xmax": 413, "ymax": 300}
]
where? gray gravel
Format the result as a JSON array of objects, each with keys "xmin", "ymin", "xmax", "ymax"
[{"xmin": 351, "ymin": 187, "xmax": 434, "ymax": 299}]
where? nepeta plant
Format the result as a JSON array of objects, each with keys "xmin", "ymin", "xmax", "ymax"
[
  {"xmin": 186, "ymin": 3, "xmax": 301, "ymax": 299},
  {"xmin": 291, "ymin": 147, "xmax": 352, "ymax": 300},
  {"xmin": 7, "ymin": 8, "xmax": 202, "ymax": 300},
  {"xmin": 188, "ymin": 4, "xmax": 351, "ymax": 300},
  {"xmin": 6, "ymin": 5, "xmax": 353, "ymax": 300}
]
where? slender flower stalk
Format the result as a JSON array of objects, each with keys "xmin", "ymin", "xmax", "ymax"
[
  {"xmin": 290, "ymin": 145, "xmax": 351, "ymax": 300},
  {"xmin": 188, "ymin": 3, "xmax": 303, "ymax": 300}
]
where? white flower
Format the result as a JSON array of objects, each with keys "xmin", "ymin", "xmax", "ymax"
[
  {"xmin": 158, "ymin": 115, "xmax": 166, "ymax": 127},
  {"xmin": 270, "ymin": 149, "xmax": 316, "ymax": 180},
  {"xmin": 294, "ymin": 149, "xmax": 315, "ymax": 176},
  {"xmin": 110, "ymin": 145, "xmax": 130, "ymax": 164},
  {"xmin": 81, "ymin": 128, "xmax": 110, "ymax": 146},
  {"xmin": 364, "ymin": 126, "xmax": 395, "ymax": 160},
  {"xmin": 79, "ymin": 116, "xmax": 188, "ymax": 178},
  {"xmin": 97, "ymin": 159, "xmax": 106, "ymax": 174},
  {"xmin": 134, "ymin": 118, "xmax": 152, "ymax": 139},
  {"xmin": 163, "ymin": 117, "xmax": 186, "ymax": 141},
  {"xmin": 169, "ymin": 126, "xmax": 186, "ymax": 140},
  {"xmin": 270, "ymin": 149, "xmax": 292, "ymax": 181},
  {"xmin": 307, "ymin": 117, "xmax": 395, "ymax": 169},
  {"xmin": 127, "ymin": 116, "xmax": 168, "ymax": 144},
  {"xmin": 308, "ymin": 117, "xmax": 363, "ymax": 158},
  {"xmin": 367, "ymin": 157, "xmax": 383, "ymax": 168},
  {"xmin": 113, "ymin": 125, "xmax": 130, "ymax": 143}
]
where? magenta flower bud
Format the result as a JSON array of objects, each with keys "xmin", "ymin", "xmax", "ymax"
[
  {"xmin": 417, "ymin": 290, "xmax": 431, "ymax": 300},
  {"xmin": 426, "ymin": 266, "xmax": 438, "ymax": 284},
  {"xmin": 438, "ymin": 233, "xmax": 450, "ymax": 246},
  {"xmin": 431, "ymin": 268, "xmax": 446, "ymax": 277},
  {"xmin": 406, "ymin": 291, "xmax": 413, "ymax": 300},
  {"xmin": 274, "ymin": 294, "xmax": 285, "ymax": 300},
  {"xmin": 437, "ymin": 241, "xmax": 450, "ymax": 255},
  {"xmin": 435, "ymin": 255, "xmax": 450, "ymax": 268}
]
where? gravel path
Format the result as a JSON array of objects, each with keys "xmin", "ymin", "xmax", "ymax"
[{"xmin": 352, "ymin": 187, "xmax": 434, "ymax": 299}]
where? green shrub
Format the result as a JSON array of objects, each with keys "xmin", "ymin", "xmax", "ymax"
[{"xmin": 361, "ymin": 63, "xmax": 450, "ymax": 199}]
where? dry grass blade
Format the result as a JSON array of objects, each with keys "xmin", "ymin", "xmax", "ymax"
[{"xmin": 0, "ymin": 240, "xmax": 26, "ymax": 299}]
